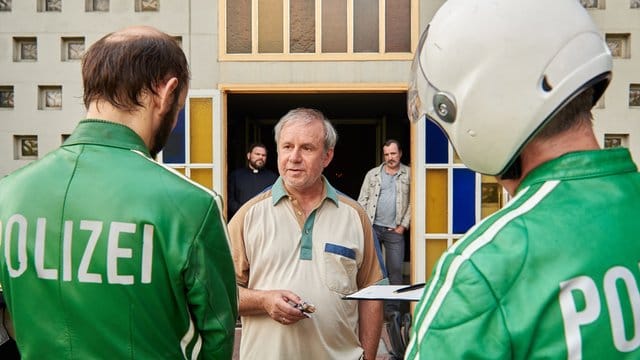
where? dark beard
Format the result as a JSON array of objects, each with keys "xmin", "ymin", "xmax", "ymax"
[
  {"xmin": 249, "ymin": 159, "xmax": 265, "ymax": 170},
  {"xmin": 150, "ymin": 93, "xmax": 180, "ymax": 158}
]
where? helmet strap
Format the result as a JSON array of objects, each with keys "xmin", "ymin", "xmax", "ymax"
[{"xmin": 500, "ymin": 156, "xmax": 522, "ymax": 180}]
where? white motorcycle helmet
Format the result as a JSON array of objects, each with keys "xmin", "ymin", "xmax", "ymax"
[{"xmin": 408, "ymin": 0, "xmax": 612, "ymax": 176}]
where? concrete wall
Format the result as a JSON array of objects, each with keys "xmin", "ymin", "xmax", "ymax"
[
  {"xmin": 0, "ymin": 0, "xmax": 195, "ymax": 175},
  {"xmin": 589, "ymin": 3, "xmax": 640, "ymax": 161}
]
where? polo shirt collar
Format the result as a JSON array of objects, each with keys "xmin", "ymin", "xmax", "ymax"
[{"xmin": 271, "ymin": 176, "xmax": 339, "ymax": 206}]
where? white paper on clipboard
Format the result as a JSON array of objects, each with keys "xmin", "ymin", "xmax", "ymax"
[{"xmin": 342, "ymin": 284, "xmax": 425, "ymax": 301}]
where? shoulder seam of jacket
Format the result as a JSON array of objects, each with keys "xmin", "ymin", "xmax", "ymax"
[{"xmin": 409, "ymin": 180, "xmax": 560, "ymax": 351}]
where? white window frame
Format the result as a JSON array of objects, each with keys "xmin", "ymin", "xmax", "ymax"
[{"xmin": 158, "ymin": 90, "xmax": 223, "ymax": 193}]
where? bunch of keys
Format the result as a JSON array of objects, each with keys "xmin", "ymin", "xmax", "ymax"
[{"xmin": 288, "ymin": 300, "xmax": 316, "ymax": 317}]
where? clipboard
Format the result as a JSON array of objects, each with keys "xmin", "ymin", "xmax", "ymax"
[{"xmin": 342, "ymin": 283, "xmax": 425, "ymax": 301}]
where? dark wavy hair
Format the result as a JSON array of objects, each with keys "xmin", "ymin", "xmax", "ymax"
[
  {"xmin": 383, "ymin": 139, "xmax": 402, "ymax": 152},
  {"xmin": 81, "ymin": 28, "xmax": 190, "ymax": 111}
]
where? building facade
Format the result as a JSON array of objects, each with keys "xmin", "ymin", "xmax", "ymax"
[{"xmin": 0, "ymin": 0, "xmax": 638, "ymax": 283}]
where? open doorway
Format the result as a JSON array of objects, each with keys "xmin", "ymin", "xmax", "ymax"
[
  {"xmin": 226, "ymin": 92, "xmax": 410, "ymax": 196},
  {"xmin": 226, "ymin": 92, "xmax": 411, "ymax": 268}
]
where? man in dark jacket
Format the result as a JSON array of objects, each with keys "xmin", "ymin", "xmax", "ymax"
[{"xmin": 228, "ymin": 143, "xmax": 277, "ymax": 219}]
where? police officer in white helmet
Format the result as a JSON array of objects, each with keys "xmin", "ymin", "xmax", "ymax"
[{"xmin": 405, "ymin": 0, "xmax": 640, "ymax": 358}]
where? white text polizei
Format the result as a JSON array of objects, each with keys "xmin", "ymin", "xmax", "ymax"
[
  {"xmin": 0, "ymin": 214, "xmax": 153, "ymax": 284},
  {"xmin": 559, "ymin": 265, "xmax": 640, "ymax": 358}
]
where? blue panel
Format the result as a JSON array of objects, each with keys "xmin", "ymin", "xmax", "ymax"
[
  {"xmin": 453, "ymin": 168, "xmax": 476, "ymax": 233},
  {"xmin": 425, "ymin": 120, "xmax": 448, "ymax": 164},
  {"xmin": 162, "ymin": 108, "xmax": 186, "ymax": 163}
]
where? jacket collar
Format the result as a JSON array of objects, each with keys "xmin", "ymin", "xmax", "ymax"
[
  {"xmin": 377, "ymin": 162, "xmax": 408, "ymax": 176},
  {"xmin": 63, "ymin": 119, "xmax": 151, "ymax": 157},
  {"xmin": 518, "ymin": 148, "xmax": 637, "ymax": 193}
]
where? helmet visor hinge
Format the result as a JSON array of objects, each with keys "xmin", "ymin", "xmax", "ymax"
[{"xmin": 433, "ymin": 92, "xmax": 457, "ymax": 123}]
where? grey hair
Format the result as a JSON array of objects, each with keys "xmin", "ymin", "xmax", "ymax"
[{"xmin": 274, "ymin": 108, "xmax": 338, "ymax": 152}]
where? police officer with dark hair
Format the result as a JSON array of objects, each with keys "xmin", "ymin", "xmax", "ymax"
[{"xmin": 0, "ymin": 26, "xmax": 237, "ymax": 359}]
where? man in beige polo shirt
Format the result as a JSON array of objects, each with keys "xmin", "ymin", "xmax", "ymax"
[{"xmin": 228, "ymin": 108, "xmax": 387, "ymax": 360}]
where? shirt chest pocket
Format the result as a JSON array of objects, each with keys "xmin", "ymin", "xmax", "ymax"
[
  {"xmin": 400, "ymin": 177, "xmax": 410, "ymax": 192},
  {"xmin": 323, "ymin": 243, "xmax": 358, "ymax": 295}
]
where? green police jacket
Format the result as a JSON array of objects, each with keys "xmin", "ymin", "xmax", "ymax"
[
  {"xmin": 0, "ymin": 120, "xmax": 238, "ymax": 359},
  {"xmin": 406, "ymin": 148, "xmax": 640, "ymax": 359}
]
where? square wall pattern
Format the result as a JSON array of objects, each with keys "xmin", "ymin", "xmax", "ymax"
[{"xmin": 14, "ymin": 136, "xmax": 38, "ymax": 160}]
